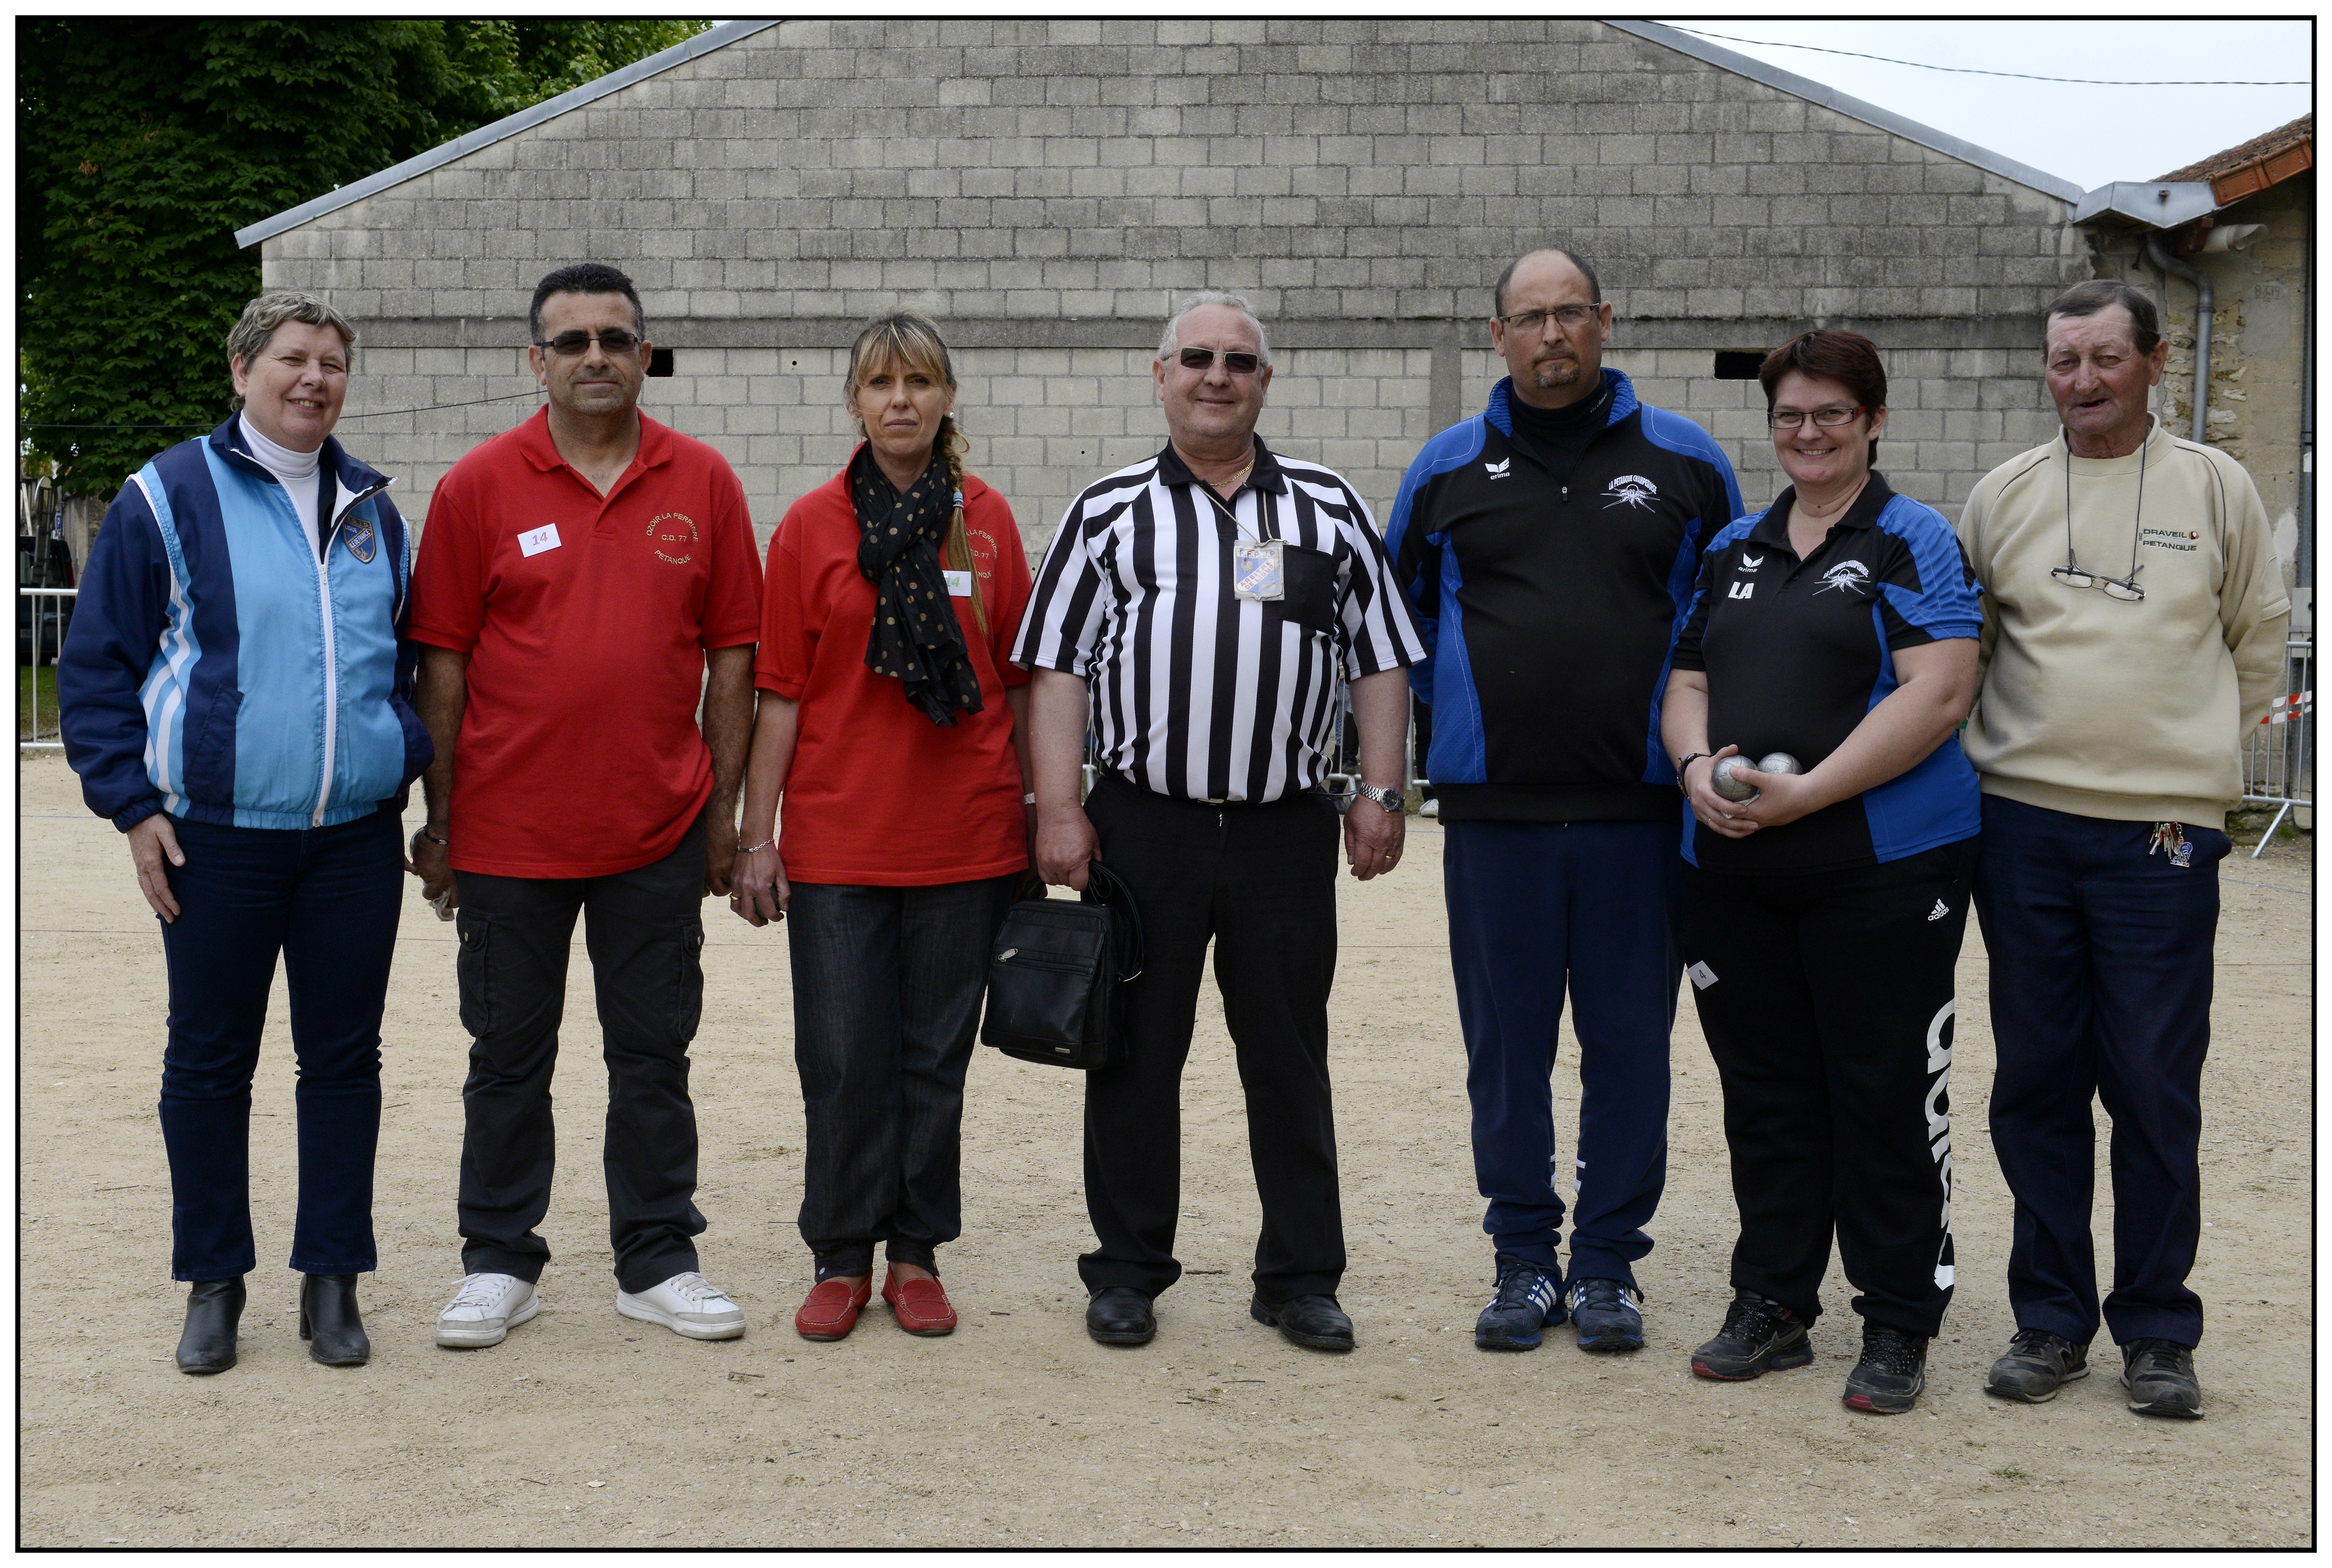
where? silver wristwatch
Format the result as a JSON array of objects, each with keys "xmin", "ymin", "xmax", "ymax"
[{"xmin": 1353, "ymin": 781, "xmax": 1406, "ymax": 815}]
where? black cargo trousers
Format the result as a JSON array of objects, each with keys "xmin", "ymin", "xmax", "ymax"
[
  {"xmin": 451, "ymin": 809, "xmax": 711, "ymax": 1295},
  {"xmin": 1679, "ymin": 837, "xmax": 1977, "ymax": 1339}
]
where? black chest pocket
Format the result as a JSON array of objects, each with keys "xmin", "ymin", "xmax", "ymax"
[{"xmin": 1269, "ymin": 544, "xmax": 1340, "ymax": 638}]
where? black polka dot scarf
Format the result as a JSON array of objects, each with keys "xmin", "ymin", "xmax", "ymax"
[{"xmin": 851, "ymin": 443, "xmax": 983, "ymax": 726}]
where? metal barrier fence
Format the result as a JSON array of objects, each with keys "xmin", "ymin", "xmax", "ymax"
[
  {"xmin": 2241, "ymin": 635, "xmax": 2313, "ymax": 858},
  {"xmin": 18, "ymin": 586, "xmax": 77, "ymax": 752}
]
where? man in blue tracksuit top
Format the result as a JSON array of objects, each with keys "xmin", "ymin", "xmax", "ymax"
[{"xmin": 1384, "ymin": 248, "xmax": 1742, "ymax": 1353}]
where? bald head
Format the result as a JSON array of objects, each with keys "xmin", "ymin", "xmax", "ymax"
[{"xmin": 1494, "ymin": 248, "xmax": 1601, "ymax": 319}]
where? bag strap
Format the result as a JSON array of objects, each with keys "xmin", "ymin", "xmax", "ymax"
[{"xmin": 1080, "ymin": 862, "xmax": 1145, "ymax": 982}]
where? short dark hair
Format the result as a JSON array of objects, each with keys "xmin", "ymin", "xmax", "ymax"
[
  {"xmin": 529, "ymin": 262, "xmax": 646, "ymax": 342},
  {"xmin": 1493, "ymin": 248, "xmax": 1601, "ymax": 318},
  {"xmin": 2044, "ymin": 280, "xmax": 2161, "ymax": 356},
  {"xmin": 1760, "ymin": 330, "xmax": 1888, "ymax": 461},
  {"xmin": 1758, "ymin": 329, "xmax": 1888, "ymax": 415}
]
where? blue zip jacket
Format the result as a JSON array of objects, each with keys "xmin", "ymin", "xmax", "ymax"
[
  {"xmin": 59, "ymin": 415, "xmax": 431, "ymax": 832},
  {"xmin": 1383, "ymin": 370, "xmax": 1744, "ymax": 821}
]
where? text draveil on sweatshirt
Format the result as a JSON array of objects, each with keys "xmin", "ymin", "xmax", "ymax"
[{"xmin": 1956, "ymin": 417, "xmax": 2289, "ymax": 824}]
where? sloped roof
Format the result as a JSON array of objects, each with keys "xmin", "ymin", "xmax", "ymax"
[
  {"xmin": 2154, "ymin": 113, "xmax": 2314, "ymax": 204},
  {"xmin": 234, "ymin": 21, "xmax": 779, "ymax": 249},
  {"xmin": 2156, "ymin": 113, "xmax": 2312, "ymax": 183},
  {"xmin": 237, "ymin": 17, "xmax": 2088, "ymax": 249},
  {"xmin": 1609, "ymin": 22, "xmax": 2084, "ymax": 204}
]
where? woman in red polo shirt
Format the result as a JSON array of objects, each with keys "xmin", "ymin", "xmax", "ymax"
[{"xmin": 730, "ymin": 310, "xmax": 1036, "ymax": 1342}]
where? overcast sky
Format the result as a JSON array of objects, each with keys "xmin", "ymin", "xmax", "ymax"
[{"xmin": 1649, "ymin": 19, "xmax": 2314, "ymax": 192}]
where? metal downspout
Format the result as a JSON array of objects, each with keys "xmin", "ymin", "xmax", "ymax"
[
  {"xmin": 2299, "ymin": 218, "xmax": 2314, "ymax": 625},
  {"xmin": 2145, "ymin": 233, "xmax": 2213, "ymax": 443}
]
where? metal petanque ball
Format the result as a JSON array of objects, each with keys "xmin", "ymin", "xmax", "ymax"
[
  {"xmin": 1756, "ymin": 752, "xmax": 1802, "ymax": 778},
  {"xmin": 1710, "ymin": 756, "xmax": 1760, "ymax": 802}
]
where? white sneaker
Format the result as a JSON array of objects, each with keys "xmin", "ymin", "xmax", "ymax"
[
  {"xmin": 436, "ymin": 1272, "xmax": 540, "ymax": 1348},
  {"xmin": 617, "ymin": 1270, "xmax": 746, "ymax": 1340}
]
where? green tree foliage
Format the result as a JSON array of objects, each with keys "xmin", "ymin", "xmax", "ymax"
[{"xmin": 19, "ymin": 19, "xmax": 707, "ymax": 492}]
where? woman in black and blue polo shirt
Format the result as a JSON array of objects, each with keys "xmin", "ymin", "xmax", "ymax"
[{"xmin": 1660, "ymin": 330, "xmax": 1981, "ymax": 1416}]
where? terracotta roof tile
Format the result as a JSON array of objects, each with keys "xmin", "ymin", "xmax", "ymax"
[{"xmin": 2154, "ymin": 113, "xmax": 2312, "ymax": 184}]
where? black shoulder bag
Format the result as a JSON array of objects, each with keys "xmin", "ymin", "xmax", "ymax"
[{"xmin": 980, "ymin": 863, "xmax": 1145, "ymax": 1069}]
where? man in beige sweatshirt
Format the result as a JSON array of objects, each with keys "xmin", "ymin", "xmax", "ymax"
[{"xmin": 1956, "ymin": 279, "xmax": 2289, "ymax": 1422}]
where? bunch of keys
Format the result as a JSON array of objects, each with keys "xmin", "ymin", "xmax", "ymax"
[{"xmin": 2147, "ymin": 821, "xmax": 2194, "ymax": 868}]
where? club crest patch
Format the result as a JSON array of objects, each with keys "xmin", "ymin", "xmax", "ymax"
[
  {"xmin": 343, "ymin": 517, "xmax": 378, "ymax": 564},
  {"xmin": 648, "ymin": 511, "xmax": 698, "ymax": 565}
]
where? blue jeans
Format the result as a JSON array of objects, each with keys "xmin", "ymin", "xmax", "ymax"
[
  {"xmin": 787, "ymin": 876, "xmax": 1021, "ymax": 1279},
  {"xmin": 156, "ymin": 806, "xmax": 404, "ymax": 1280},
  {"xmin": 1442, "ymin": 819, "xmax": 1681, "ymax": 1285},
  {"xmin": 1975, "ymin": 795, "xmax": 2228, "ymax": 1349}
]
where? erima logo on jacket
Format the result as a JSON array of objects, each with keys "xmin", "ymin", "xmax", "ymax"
[
  {"xmin": 1484, "ymin": 458, "xmax": 1510, "ymax": 480},
  {"xmin": 1736, "ymin": 553, "xmax": 1764, "ymax": 572},
  {"xmin": 1603, "ymin": 474, "xmax": 1657, "ymax": 509}
]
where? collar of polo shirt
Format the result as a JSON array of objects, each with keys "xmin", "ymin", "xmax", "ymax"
[{"xmin": 1158, "ymin": 436, "xmax": 1290, "ymax": 495}]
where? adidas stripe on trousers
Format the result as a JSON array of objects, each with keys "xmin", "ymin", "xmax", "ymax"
[{"xmin": 1679, "ymin": 836, "xmax": 1977, "ymax": 1339}]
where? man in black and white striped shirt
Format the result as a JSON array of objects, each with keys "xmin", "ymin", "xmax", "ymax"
[{"xmin": 1014, "ymin": 292, "xmax": 1427, "ymax": 1354}]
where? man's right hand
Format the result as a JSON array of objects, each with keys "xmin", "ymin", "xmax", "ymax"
[
  {"xmin": 127, "ymin": 814, "xmax": 185, "ymax": 923},
  {"xmin": 406, "ymin": 828, "xmax": 457, "ymax": 910},
  {"xmin": 1036, "ymin": 806, "xmax": 1101, "ymax": 891}
]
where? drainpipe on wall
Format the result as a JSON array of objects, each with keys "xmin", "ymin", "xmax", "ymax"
[
  {"xmin": 2299, "ymin": 220, "xmax": 2314, "ymax": 630},
  {"xmin": 2144, "ymin": 233, "xmax": 2212, "ymax": 444}
]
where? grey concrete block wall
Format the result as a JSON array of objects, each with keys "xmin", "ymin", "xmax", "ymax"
[{"xmin": 265, "ymin": 17, "xmax": 2091, "ymax": 540}]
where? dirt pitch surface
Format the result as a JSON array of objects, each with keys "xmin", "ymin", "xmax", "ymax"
[{"xmin": 17, "ymin": 752, "xmax": 2314, "ymax": 1548}]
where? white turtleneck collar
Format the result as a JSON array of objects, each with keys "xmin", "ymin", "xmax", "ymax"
[{"xmin": 238, "ymin": 413, "xmax": 326, "ymax": 559}]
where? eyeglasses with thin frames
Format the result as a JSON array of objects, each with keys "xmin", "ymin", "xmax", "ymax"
[
  {"xmin": 1768, "ymin": 406, "xmax": 1866, "ymax": 430},
  {"xmin": 535, "ymin": 329, "xmax": 643, "ymax": 357},
  {"xmin": 2054, "ymin": 417, "xmax": 2150, "ymax": 603},
  {"xmin": 1495, "ymin": 304, "xmax": 1598, "ymax": 334},
  {"xmin": 1176, "ymin": 347, "xmax": 1261, "ymax": 375}
]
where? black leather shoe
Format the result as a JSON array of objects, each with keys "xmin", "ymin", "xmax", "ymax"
[
  {"xmin": 299, "ymin": 1274, "xmax": 371, "ymax": 1367},
  {"xmin": 1250, "ymin": 1292, "xmax": 1354, "ymax": 1352},
  {"xmin": 176, "ymin": 1277, "xmax": 245, "ymax": 1375},
  {"xmin": 1085, "ymin": 1286, "xmax": 1156, "ymax": 1347}
]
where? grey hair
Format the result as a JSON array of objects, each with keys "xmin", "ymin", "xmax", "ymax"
[
  {"xmin": 224, "ymin": 290, "xmax": 356, "ymax": 374},
  {"xmin": 1156, "ymin": 291, "xmax": 1272, "ymax": 367}
]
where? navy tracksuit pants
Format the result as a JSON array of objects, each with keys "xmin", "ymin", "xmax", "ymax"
[
  {"xmin": 1442, "ymin": 820, "xmax": 1679, "ymax": 1285},
  {"xmin": 1974, "ymin": 796, "xmax": 2228, "ymax": 1350},
  {"xmin": 157, "ymin": 805, "xmax": 405, "ymax": 1282}
]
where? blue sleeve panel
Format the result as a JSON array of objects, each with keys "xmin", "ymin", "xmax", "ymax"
[
  {"xmin": 56, "ymin": 464, "xmax": 190, "ymax": 830},
  {"xmin": 1860, "ymin": 496, "xmax": 1982, "ymax": 862},
  {"xmin": 1390, "ymin": 410, "xmax": 1483, "ymax": 718},
  {"xmin": 1636, "ymin": 404, "xmax": 1747, "ymax": 787}
]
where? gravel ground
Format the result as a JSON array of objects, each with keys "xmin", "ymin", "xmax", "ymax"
[{"xmin": 17, "ymin": 750, "xmax": 2314, "ymax": 1548}]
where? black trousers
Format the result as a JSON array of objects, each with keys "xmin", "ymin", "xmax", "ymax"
[
  {"xmin": 451, "ymin": 811, "xmax": 709, "ymax": 1294},
  {"xmin": 787, "ymin": 874, "xmax": 1021, "ymax": 1280},
  {"xmin": 1679, "ymin": 838, "xmax": 1976, "ymax": 1339},
  {"xmin": 1078, "ymin": 774, "xmax": 1346, "ymax": 1302}
]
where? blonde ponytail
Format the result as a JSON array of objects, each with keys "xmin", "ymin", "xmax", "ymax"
[{"xmin": 935, "ymin": 414, "xmax": 987, "ymax": 637}]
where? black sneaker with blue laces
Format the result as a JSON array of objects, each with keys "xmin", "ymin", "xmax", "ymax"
[
  {"xmin": 1474, "ymin": 1254, "xmax": 1563, "ymax": 1351},
  {"xmin": 1566, "ymin": 1276, "xmax": 1646, "ymax": 1352}
]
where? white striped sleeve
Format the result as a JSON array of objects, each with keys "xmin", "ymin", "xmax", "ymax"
[
  {"xmin": 1011, "ymin": 496, "xmax": 1108, "ymax": 677},
  {"xmin": 1329, "ymin": 480, "xmax": 1429, "ymax": 679}
]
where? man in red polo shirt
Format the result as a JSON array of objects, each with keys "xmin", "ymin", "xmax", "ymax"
[{"xmin": 405, "ymin": 263, "xmax": 760, "ymax": 1349}]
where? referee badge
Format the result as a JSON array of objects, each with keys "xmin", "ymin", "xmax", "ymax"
[
  {"xmin": 1232, "ymin": 539, "xmax": 1284, "ymax": 601},
  {"xmin": 342, "ymin": 517, "xmax": 378, "ymax": 564}
]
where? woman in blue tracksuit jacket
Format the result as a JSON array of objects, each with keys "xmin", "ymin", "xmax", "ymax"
[{"xmin": 59, "ymin": 292, "xmax": 430, "ymax": 1375}]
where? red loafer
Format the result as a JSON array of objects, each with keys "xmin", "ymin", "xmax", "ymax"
[
  {"xmin": 882, "ymin": 1268, "xmax": 958, "ymax": 1336},
  {"xmin": 793, "ymin": 1277, "xmax": 873, "ymax": 1341}
]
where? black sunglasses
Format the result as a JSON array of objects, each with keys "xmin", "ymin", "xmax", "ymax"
[
  {"xmin": 535, "ymin": 329, "xmax": 643, "ymax": 356},
  {"xmin": 1177, "ymin": 346, "xmax": 1261, "ymax": 375}
]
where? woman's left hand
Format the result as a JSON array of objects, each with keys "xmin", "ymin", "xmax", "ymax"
[
  {"xmin": 1720, "ymin": 765, "xmax": 1828, "ymax": 830},
  {"xmin": 730, "ymin": 843, "xmax": 789, "ymax": 927}
]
